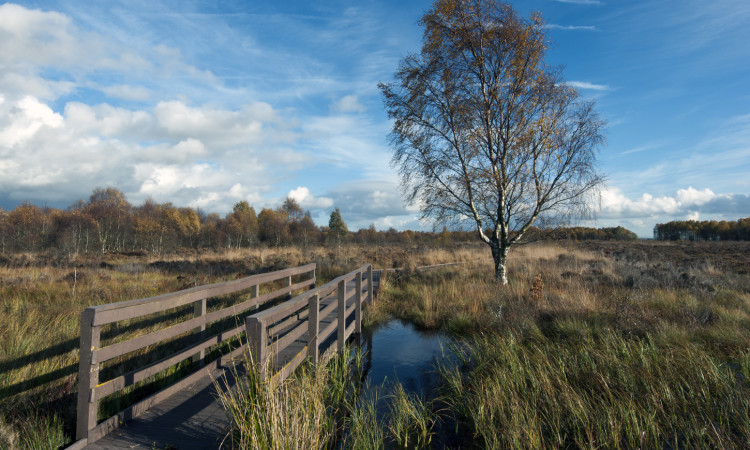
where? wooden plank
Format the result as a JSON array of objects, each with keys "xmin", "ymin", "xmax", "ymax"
[
  {"xmin": 337, "ymin": 279, "xmax": 346, "ymax": 353},
  {"xmin": 94, "ymin": 274, "xmax": 314, "ymax": 327},
  {"xmin": 269, "ymin": 321, "xmax": 307, "ymax": 356},
  {"xmin": 318, "ymin": 297, "xmax": 338, "ymax": 320},
  {"xmin": 308, "ymin": 294, "xmax": 319, "ymax": 366},
  {"xmin": 319, "ymin": 319, "xmax": 337, "ymax": 343},
  {"xmin": 273, "ymin": 346, "xmax": 307, "ymax": 383},
  {"xmin": 267, "ymin": 308, "xmax": 309, "ymax": 337},
  {"xmin": 344, "ymin": 321, "xmax": 356, "ymax": 341},
  {"xmin": 191, "ymin": 298, "xmax": 206, "ymax": 365},
  {"xmin": 93, "ymin": 325, "xmax": 243, "ymax": 401},
  {"xmin": 367, "ymin": 265, "xmax": 373, "ymax": 303},
  {"xmin": 86, "ymin": 361, "xmax": 220, "ymax": 444},
  {"xmin": 92, "ymin": 265, "xmax": 315, "ymax": 325},
  {"xmin": 76, "ymin": 308, "xmax": 99, "ymax": 441},
  {"xmin": 344, "ymin": 302, "xmax": 356, "ymax": 321},
  {"xmin": 355, "ymin": 271, "xmax": 362, "ymax": 334},
  {"xmin": 246, "ymin": 317, "xmax": 267, "ymax": 375},
  {"xmin": 91, "ymin": 280, "xmax": 310, "ymax": 365},
  {"xmin": 65, "ymin": 438, "xmax": 87, "ymax": 450}
]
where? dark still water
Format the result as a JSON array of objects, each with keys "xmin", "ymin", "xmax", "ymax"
[{"xmin": 359, "ymin": 320, "xmax": 450, "ymax": 398}]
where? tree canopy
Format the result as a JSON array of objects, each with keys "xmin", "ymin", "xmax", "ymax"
[{"xmin": 380, "ymin": 0, "xmax": 605, "ymax": 283}]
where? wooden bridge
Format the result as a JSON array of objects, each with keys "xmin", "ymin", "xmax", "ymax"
[{"xmin": 68, "ymin": 263, "xmax": 380, "ymax": 449}]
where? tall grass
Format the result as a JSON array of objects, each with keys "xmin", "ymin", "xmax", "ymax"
[
  {"xmin": 215, "ymin": 346, "xmax": 442, "ymax": 449},
  {"xmin": 369, "ymin": 242, "xmax": 750, "ymax": 448},
  {"xmin": 440, "ymin": 330, "xmax": 750, "ymax": 448}
]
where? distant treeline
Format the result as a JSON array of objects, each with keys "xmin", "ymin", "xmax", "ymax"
[
  {"xmin": 0, "ymin": 187, "xmax": 639, "ymax": 254},
  {"xmin": 653, "ymin": 218, "xmax": 750, "ymax": 241},
  {"xmin": 527, "ymin": 226, "xmax": 638, "ymax": 241}
]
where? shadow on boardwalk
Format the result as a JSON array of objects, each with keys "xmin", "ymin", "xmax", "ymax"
[{"xmin": 86, "ymin": 364, "xmax": 238, "ymax": 449}]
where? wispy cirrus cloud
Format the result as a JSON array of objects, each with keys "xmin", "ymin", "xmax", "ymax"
[
  {"xmin": 546, "ymin": 24, "xmax": 598, "ymax": 31},
  {"xmin": 552, "ymin": 0, "xmax": 603, "ymax": 5},
  {"xmin": 566, "ymin": 81, "xmax": 612, "ymax": 91}
]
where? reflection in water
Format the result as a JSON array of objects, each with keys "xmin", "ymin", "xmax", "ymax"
[{"xmin": 359, "ymin": 320, "xmax": 449, "ymax": 399}]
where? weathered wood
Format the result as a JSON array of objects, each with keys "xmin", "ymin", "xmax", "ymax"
[
  {"xmin": 269, "ymin": 321, "xmax": 307, "ymax": 355},
  {"xmin": 76, "ymin": 308, "xmax": 99, "ymax": 441},
  {"xmin": 76, "ymin": 263, "xmax": 380, "ymax": 445},
  {"xmin": 319, "ymin": 318, "xmax": 338, "ymax": 343},
  {"xmin": 367, "ymin": 266, "xmax": 374, "ymax": 303},
  {"xmin": 337, "ymin": 279, "xmax": 346, "ymax": 354},
  {"xmin": 356, "ymin": 271, "xmax": 363, "ymax": 334},
  {"xmin": 87, "ymin": 358, "xmax": 221, "ymax": 444},
  {"xmin": 308, "ymin": 294, "xmax": 320, "ymax": 366},
  {"xmin": 92, "ymin": 325, "xmax": 243, "ymax": 401},
  {"xmin": 191, "ymin": 298, "xmax": 206, "ymax": 365},
  {"xmin": 246, "ymin": 316, "xmax": 267, "ymax": 376},
  {"xmin": 273, "ymin": 346, "xmax": 308, "ymax": 383},
  {"xmin": 318, "ymin": 295, "xmax": 339, "ymax": 320},
  {"xmin": 91, "ymin": 264, "xmax": 315, "ymax": 326},
  {"xmin": 345, "ymin": 321, "xmax": 356, "ymax": 341},
  {"xmin": 268, "ymin": 308, "xmax": 309, "ymax": 337},
  {"xmin": 91, "ymin": 279, "xmax": 311, "ymax": 365}
]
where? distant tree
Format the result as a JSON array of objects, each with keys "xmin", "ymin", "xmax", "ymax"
[
  {"xmin": 380, "ymin": 0, "xmax": 605, "ymax": 283},
  {"xmin": 4, "ymin": 202, "xmax": 48, "ymax": 252},
  {"xmin": 258, "ymin": 208, "xmax": 288, "ymax": 246},
  {"xmin": 328, "ymin": 208, "xmax": 348, "ymax": 244},
  {"xmin": 86, "ymin": 187, "xmax": 132, "ymax": 253},
  {"xmin": 281, "ymin": 197, "xmax": 305, "ymax": 222},
  {"xmin": 225, "ymin": 201, "xmax": 258, "ymax": 248}
]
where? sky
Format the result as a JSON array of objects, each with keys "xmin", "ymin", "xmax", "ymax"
[{"xmin": 0, "ymin": 0, "xmax": 748, "ymax": 236}]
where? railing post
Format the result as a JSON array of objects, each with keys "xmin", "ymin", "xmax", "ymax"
[
  {"xmin": 367, "ymin": 265, "xmax": 374, "ymax": 303},
  {"xmin": 76, "ymin": 308, "xmax": 100, "ymax": 441},
  {"xmin": 246, "ymin": 316, "xmax": 267, "ymax": 377},
  {"xmin": 308, "ymin": 293, "xmax": 320, "ymax": 367},
  {"xmin": 337, "ymin": 279, "xmax": 346, "ymax": 353},
  {"xmin": 283, "ymin": 274, "xmax": 293, "ymax": 300},
  {"xmin": 250, "ymin": 284, "xmax": 259, "ymax": 311},
  {"xmin": 355, "ymin": 271, "xmax": 363, "ymax": 335},
  {"xmin": 310, "ymin": 267, "xmax": 316, "ymax": 290},
  {"xmin": 191, "ymin": 298, "xmax": 206, "ymax": 365}
]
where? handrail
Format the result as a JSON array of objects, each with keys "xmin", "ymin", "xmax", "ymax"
[
  {"xmin": 76, "ymin": 263, "xmax": 316, "ymax": 445},
  {"xmin": 245, "ymin": 264, "xmax": 373, "ymax": 381}
]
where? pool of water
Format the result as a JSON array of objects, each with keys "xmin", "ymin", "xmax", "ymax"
[{"xmin": 359, "ymin": 320, "xmax": 450, "ymax": 398}]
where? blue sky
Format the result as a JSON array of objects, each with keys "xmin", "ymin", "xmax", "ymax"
[{"xmin": 1, "ymin": 0, "xmax": 748, "ymax": 236}]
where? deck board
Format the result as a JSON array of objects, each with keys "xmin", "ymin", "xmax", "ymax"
[{"xmin": 83, "ymin": 271, "xmax": 379, "ymax": 449}]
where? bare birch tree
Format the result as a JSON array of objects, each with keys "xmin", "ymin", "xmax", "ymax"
[{"xmin": 380, "ymin": 0, "xmax": 605, "ymax": 283}]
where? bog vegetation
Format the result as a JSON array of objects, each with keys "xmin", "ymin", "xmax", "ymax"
[{"xmin": 2, "ymin": 233, "xmax": 749, "ymax": 448}]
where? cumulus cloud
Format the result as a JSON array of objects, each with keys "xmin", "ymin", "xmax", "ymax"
[
  {"xmin": 599, "ymin": 186, "xmax": 750, "ymax": 220},
  {"xmin": 287, "ymin": 186, "xmax": 334, "ymax": 210}
]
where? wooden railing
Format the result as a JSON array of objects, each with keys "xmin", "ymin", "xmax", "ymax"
[
  {"xmin": 76, "ymin": 263, "xmax": 316, "ymax": 444},
  {"xmin": 246, "ymin": 264, "xmax": 373, "ymax": 383}
]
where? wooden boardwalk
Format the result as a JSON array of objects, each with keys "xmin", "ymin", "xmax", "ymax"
[{"xmin": 82, "ymin": 270, "xmax": 381, "ymax": 449}]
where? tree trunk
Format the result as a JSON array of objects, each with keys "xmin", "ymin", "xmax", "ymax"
[{"xmin": 491, "ymin": 243, "xmax": 509, "ymax": 285}]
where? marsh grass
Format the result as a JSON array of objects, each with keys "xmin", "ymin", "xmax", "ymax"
[
  {"xmin": 216, "ymin": 345, "xmax": 442, "ymax": 449},
  {"xmin": 1, "ymin": 244, "xmax": 465, "ymax": 447},
  {"xmin": 369, "ymin": 242, "xmax": 750, "ymax": 448}
]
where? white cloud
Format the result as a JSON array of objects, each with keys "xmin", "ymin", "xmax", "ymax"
[
  {"xmin": 287, "ymin": 186, "xmax": 334, "ymax": 210},
  {"xmin": 100, "ymin": 84, "xmax": 152, "ymax": 101},
  {"xmin": 566, "ymin": 81, "xmax": 611, "ymax": 91},
  {"xmin": 546, "ymin": 24, "xmax": 598, "ymax": 31},
  {"xmin": 598, "ymin": 186, "xmax": 749, "ymax": 220},
  {"xmin": 552, "ymin": 0, "xmax": 603, "ymax": 4},
  {"xmin": 331, "ymin": 95, "xmax": 366, "ymax": 113}
]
